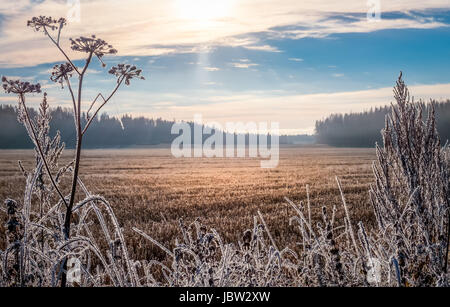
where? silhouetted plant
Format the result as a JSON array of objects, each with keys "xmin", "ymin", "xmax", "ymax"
[{"xmin": 1, "ymin": 16, "xmax": 144, "ymax": 287}]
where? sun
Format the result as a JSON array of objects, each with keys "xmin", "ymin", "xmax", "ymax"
[{"xmin": 174, "ymin": 0, "xmax": 235, "ymax": 22}]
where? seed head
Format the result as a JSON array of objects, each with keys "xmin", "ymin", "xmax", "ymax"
[
  {"xmin": 50, "ymin": 63, "xmax": 74, "ymax": 88},
  {"xmin": 2, "ymin": 77, "xmax": 41, "ymax": 95},
  {"xmin": 108, "ymin": 64, "xmax": 145, "ymax": 85},
  {"xmin": 70, "ymin": 35, "xmax": 117, "ymax": 66},
  {"xmin": 27, "ymin": 16, "xmax": 66, "ymax": 32}
]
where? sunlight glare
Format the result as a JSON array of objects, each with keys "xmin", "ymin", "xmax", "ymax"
[{"xmin": 174, "ymin": 0, "xmax": 235, "ymax": 22}]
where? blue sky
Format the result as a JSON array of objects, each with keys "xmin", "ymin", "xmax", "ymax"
[{"xmin": 1, "ymin": 1, "xmax": 450, "ymax": 133}]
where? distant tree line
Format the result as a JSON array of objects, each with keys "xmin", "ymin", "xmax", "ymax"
[
  {"xmin": 0, "ymin": 105, "xmax": 177, "ymax": 148},
  {"xmin": 0, "ymin": 105, "xmax": 313, "ymax": 149},
  {"xmin": 315, "ymin": 100, "xmax": 450, "ymax": 147}
]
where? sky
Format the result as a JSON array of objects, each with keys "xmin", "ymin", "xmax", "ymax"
[{"xmin": 0, "ymin": 0, "xmax": 450, "ymax": 134}]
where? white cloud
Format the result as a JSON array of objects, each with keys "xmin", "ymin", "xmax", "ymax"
[
  {"xmin": 2, "ymin": 75, "xmax": 35, "ymax": 81},
  {"xmin": 230, "ymin": 62, "xmax": 259, "ymax": 69},
  {"xmin": 0, "ymin": 0, "xmax": 30, "ymax": 14},
  {"xmin": 0, "ymin": 0, "xmax": 449, "ymax": 67},
  {"xmin": 86, "ymin": 69, "xmax": 102, "ymax": 74},
  {"xmin": 204, "ymin": 67, "xmax": 220, "ymax": 72},
  {"xmin": 38, "ymin": 67, "xmax": 100, "ymax": 76},
  {"xmin": 332, "ymin": 73, "xmax": 345, "ymax": 77},
  {"xmin": 244, "ymin": 45, "xmax": 282, "ymax": 52},
  {"xmin": 288, "ymin": 58, "xmax": 304, "ymax": 62},
  {"xmin": 288, "ymin": 19, "xmax": 445, "ymax": 40}
]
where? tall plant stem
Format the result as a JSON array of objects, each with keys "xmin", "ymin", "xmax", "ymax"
[
  {"xmin": 61, "ymin": 52, "xmax": 92, "ymax": 287},
  {"xmin": 44, "ymin": 27, "xmax": 80, "ymax": 75}
]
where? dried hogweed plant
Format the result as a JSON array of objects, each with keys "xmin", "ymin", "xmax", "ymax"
[
  {"xmin": 0, "ymin": 17, "xmax": 448, "ymax": 287},
  {"xmin": 1, "ymin": 16, "xmax": 144, "ymax": 287}
]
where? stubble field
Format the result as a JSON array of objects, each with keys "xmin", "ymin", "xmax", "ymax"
[{"xmin": 0, "ymin": 146, "xmax": 376, "ymax": 261}]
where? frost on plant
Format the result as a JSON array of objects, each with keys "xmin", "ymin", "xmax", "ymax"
[
  {"xmin": 369, "ymin": 72, "xmax": 450, "ymax": 286},
  {"xmin": 0, "ymin": 16, "xmax": 144, "ymax": 287}
]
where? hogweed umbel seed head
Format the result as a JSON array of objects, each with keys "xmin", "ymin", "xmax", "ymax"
[
  {"xmin": 70, "ymin": 35, "xmax": 117, "ymax": 66},
  {"xmin": 2, "ymin": 77, "xmax": 41, "ymax": 95},
  {"xmin": 27, "ymin": 16, "xmax": 66, "ymax": 32},
  {"xmin": 109, "ymin": 64, "xmax": 145, "ymax": 85},
  {"xmin": 50, "ymin": 63, "xmax": 74, "ymax": 88}
]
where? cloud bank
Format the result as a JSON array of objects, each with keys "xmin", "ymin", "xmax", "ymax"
[{"xmin": 0, "ymin": 0, "xmax": 449, "ymax": 67}]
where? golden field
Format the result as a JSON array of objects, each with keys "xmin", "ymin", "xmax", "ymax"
[{"xmin": 0, "ymin": 146, "xmax": 376, "ymax": 261}]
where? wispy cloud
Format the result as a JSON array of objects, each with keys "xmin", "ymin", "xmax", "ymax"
[
  {"xmin": 204, "ymin": 67, "xmax": 220, "ymax": 72},
  {"xmin": 244, "ymin": 45, "xmax": 281, "ymax": 52},
  {"xmin": 230, "ymin": 62, "xmax": 259, "ymax": 69},
  {"xmin": 272, "ymin": 15, "xmax": 448, "ymax": 41},
  {"xmin": 2, "ymin": 75, "xmax": 35, "ymax": 81},
  {"xmin": 288, "ymin": 58, "xmax": 304, "ymax": 62},
  {"xmin": 0, "ymin": 0, "xmax": 449, "ymax": 67},
  {"xmin": 0, "ymin": 0, "xmax": 30, "ymax": 14}
]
